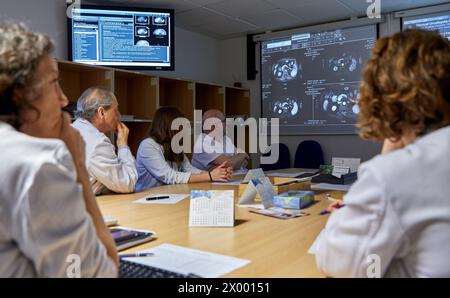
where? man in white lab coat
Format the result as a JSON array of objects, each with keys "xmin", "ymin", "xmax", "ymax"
[
  {"xmin": 72, "ymin": 87, "xmax": 138, "ymax": 195},
  {"xmin": 192, "ymin": 109, "xmax": 250, "ymax": 172}
]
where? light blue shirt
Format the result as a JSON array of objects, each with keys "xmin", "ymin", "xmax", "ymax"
[{"xmin": 135, "ymin": 137, "xmax": 202, "ymax": 192}]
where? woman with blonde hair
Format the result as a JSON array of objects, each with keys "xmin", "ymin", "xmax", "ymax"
[{"xmin": 315, "ymin": 29, "xmax": 450, "ymax": 277}]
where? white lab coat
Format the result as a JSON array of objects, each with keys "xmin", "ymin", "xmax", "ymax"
[
  {"xmin": 0, "ymin": 122, "xmax": 117, "ymax": 277},
  {"xmin": 315, "ymin": 125, "xmax": 450, "ymax": 277},
  {"xmin": 191, "ymin": 133, "xmax": 243, "ymax": 171},
  {"xmin": 72, "ymin": 118, "xmax": 137, "ymax": 195}
]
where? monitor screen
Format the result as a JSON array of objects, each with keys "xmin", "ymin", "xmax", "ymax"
[
  {"xmin": 402, "ymin": 11, "xmax": 450, "ymax": 40},
  {"xmin": 261, "ymin": 24, "xmax": 377, "ymax": 135},
  {"xmin": 68, "ymin": 5, "xmax": 174, "ymax": 70}
]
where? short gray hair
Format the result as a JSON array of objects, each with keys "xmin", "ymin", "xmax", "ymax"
[{"xmin": 75, "ymin": 87, "xmax": 115, "ymax": 120}]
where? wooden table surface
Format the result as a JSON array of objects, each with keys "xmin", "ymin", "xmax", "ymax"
[{"xmin": 97, "ymin": 169, "xmax": 338, "ymax": 277}]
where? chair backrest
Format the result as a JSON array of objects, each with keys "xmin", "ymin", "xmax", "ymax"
[
  {"xmin": 294, "ymin": 140, "xmax": 324, "ymax": 169},
  {"xmin": 260, "ymin": 143, "xmax": 290, "ymax": 171}
]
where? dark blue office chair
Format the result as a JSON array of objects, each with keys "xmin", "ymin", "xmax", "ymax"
[
  {"xmin": 260, "ymin": 143, "xmax": 290, "ymax": 171},
  {"xmin": 294, "ymin": 140, "xmax": 324, "ymax": 169}
]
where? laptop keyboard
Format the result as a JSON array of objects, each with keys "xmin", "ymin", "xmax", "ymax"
[{"xmin": 119, "ymin": 259, "xmax": 200, "ymax": 278}]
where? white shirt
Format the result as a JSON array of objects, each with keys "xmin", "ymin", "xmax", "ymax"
[
  {"xmin": 315, "ymin": 126, "xmax": 450, "ymax": 278},
  {"xmin": 0, "ymin": 122, "xmax": 117, "ymax": 277},
  {"xmin": 72, "ymin": 118, "xmax": 137, "ymax": 195},
  {"xmin": 135, "ymin": 137, "xmax": 202, "ymax": 192},
  {"xmin": 192, "ymin": 133, "xmax": 242, "ymax": 171}
]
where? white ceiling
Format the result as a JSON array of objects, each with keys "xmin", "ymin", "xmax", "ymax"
[{"xmin": 90, "ymin": 0, "xmax": 449, "ymax": 39}]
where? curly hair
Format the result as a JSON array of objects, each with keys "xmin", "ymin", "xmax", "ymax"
[
  {"xmin": 0, "ymin": 22, "xmax": 54, "ymax": 129},
  {"xmin": 357, "ymin": 29, "xmax": 450, "ymax": 141}
]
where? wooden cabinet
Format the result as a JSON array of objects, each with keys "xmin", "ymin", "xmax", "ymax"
[{"xmin": 57, "ymin": 60, "xmax": 250, "ymax": 157}]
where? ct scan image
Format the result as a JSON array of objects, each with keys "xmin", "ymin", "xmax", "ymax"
[
  {"xmin": 319, "ymin": 84, "xmax": 360, "ymax": 123},
  {"xmin": 272, "ymin": 58, "xmax": 301, "ymax": 83}
]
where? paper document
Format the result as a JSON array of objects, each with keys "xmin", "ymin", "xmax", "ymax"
[
  {"xmin": 233, "ymin": 169, "xmax": 249, "ymax": 176},
  {"xmin": 242, "ymin": 168, "xmax": 265, "ymax": 183},
  {"xmin": 123, "ymin": 243, "xmax": 251, "ymax": 278},
  {"xmin": 189, "ymin": 190, "xmax": 234, "ymax": 227},
  {"xmin": 238, "ymin": 177, "xmax": 275, "ymax": 209},
  {"xmin": 267, "ymin": 172, "xmax": 309, "ymax": 178},
  {"xmin": 212, "ymin": 180, "xmax": 242, "ymax": 186},
  {"xmin": 308, "ymin": 230, "xmax": 325, "ymax": 255},
  {"xmin": 311, "ymin": 183, "xmax": 351, "ymax": 192},
  {"xmin": 133, "ymin": 194, "xmax": 189, "ymax": 204},
  {"xmin": 332, "ymin": 157, "xmax": 360, "ymax": 173}
]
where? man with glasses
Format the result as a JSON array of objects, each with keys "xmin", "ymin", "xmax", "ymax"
[
  {"xmin": 72, "ymin": 87, "xmax": 138, "ymax": 195},
  {"xmin": 192, "ymin": 109, "xmax": 250, "ymax": 171}
]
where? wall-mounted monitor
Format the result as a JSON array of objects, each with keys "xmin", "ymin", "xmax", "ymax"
[
  {"xmin": 260, "ymin": 24, "xmax": 377, "ymax": 135},
  {"xmin": 67, "ymin": 4, "xmax": 174, "ymax": 70},
  {"xmin": 402, "ymin": 11, "xmax": 450, "ymax": 40}
]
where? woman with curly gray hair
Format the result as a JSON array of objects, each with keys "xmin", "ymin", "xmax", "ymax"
[{"xmin": 0, "ymin": 22, "xmax": 118, "ymax": 277}]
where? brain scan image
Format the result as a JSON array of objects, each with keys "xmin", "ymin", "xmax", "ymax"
[
  {"xmin": 272, "ymin": 58, "xmax": 300, "ymax": 82},
  {"xmin": 135, "ymin": 16, "xmax": 149, "ymax": 24},
  {"xmin": 328, "ymin": 53, "xmax": 361, "ymax": 74},
  {"xmin": 135, "ymin": 40, "xmax": 150, "ymax": 47},
  {"xmin": 272, "ymin": 97, "xmax": 301, "ymax": 119},
  {"xmin": 153, "ymin": 28, "xmax": 167, "ymax": 36},
  {"xmin": 136, "ymin": 27, "xmax": 149, "ymax": 37},
  {"xmin": 322, "ymin": 86, "xmax": 360, "ymax": 120},
  {"xmin": 153, "ymin": 16, "xmax": 166, "ymax": 24}
]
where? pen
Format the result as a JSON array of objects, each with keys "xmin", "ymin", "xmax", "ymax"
[
  {"xmin": 119, "ymin": 252, "xmax": 154, "ymax": 258},
  {"xmin": 146, "ymin": 195, "xmax": 170, "ymax": 201},
  {"xmin": 319, "ymin": 204, "xmax": 346, "ymax": 215}
]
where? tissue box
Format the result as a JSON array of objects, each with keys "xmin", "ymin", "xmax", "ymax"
[{"xmin": 273, "ymin": 191, "xmax": 315, "ymax": 209}]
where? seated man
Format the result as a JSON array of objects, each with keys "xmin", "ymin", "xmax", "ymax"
[
  {"xmin": 192, "ymin": 109, "xmax": 250, "ymax": 171},
  {"xmin": 72, "ymin": 87, "xmax": 137, "ymax": 195}
]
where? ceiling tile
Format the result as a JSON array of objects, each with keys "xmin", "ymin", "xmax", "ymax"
[
  {"xmin": 265, "ymin": 0, "xmax": 319, "ymax": 9},
  {"xmin": 240, "ymin": 9, "xmax": 304, "ymax": 30},
  {"xmin": 338, "ymin": 0, "xmax": 449, "ymax": 15},
  {"xmin": 176, "ymin": 7, "xmax": 226, "ymax": 27},
  {"xmin": 206, "ymin": 0, "xmax": 277, "ymax": 17},
  {"xmin": 108, "ymin": 0, "xmax": 200, "ymax": 13},
  {"xmin": 198, "ymin": 17, "xmax": 259, "ymax": 36},
  {"xmin": 186, "ymin": 0, "xmax": 224, "ymax": 5},
  {"xmin": 288, "ymin": 0, "xmax": 356, "ymax": 23}
]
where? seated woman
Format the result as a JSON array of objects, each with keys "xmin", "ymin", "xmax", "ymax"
[
  {"xmin": 135, "ymin": 107, "xmax": 233, "ymax": 192},
  {"xmin": 315, "ymin": 29, "xmax": 450, "ymax": 277},
  {"xmin": 0, "ymin": 22, "xmax": 118, "ymax": 277}
]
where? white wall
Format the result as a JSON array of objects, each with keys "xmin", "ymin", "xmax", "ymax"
[
  {"xmin": 0, "ymin": 0, "xmax": 69, "ymax": 59},
  {"xmin": 0, "ymin": 0, "xmax": 222, "ymax": 84}
]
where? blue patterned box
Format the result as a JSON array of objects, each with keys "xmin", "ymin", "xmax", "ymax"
[{"xmin": 273, "ymin": 190, "xmax": 315, "ymax": 209}]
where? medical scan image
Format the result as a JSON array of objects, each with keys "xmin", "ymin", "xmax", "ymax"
[
  {"xmin": 153, "ymin": 28, "xmax": 167, "ymax": 36},
  {"xmin": 153, "ymin": 16, "xmax": 167, "ymax": 25},
  {"xmin": 135, "ymin": 40, "xmax": 150, "ymax": 47},
  {"xmin": 327, "ymin": 53, "xmax": 362, "ymax": 74},
  {"xmin": 272, "ymin": 58, "xmax": 300, "ymax": 82},
  {"xmin": 135, "ymin": 16, "xmax": 149, "ymax": 24},
  {"xmin": 321, "ymin": 85, "xmax": 360, "ymax": 120},
  {"xmin": 272, "ymin": 97, "xmax": 301, "ymax": 119},
  {"xmin": 136, "ymin": 27, "xmax": 149, "ymax": 37}
]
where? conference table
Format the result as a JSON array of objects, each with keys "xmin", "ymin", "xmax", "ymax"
[{"xmin": 97, "ymin": 168, "xmax": 342, "ymax": 277}]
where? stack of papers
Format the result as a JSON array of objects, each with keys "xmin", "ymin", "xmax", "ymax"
[
  {"xmin": 123, "ymin": 243, "xmax": 251, "ymax": 278},
  {"xmin": 311, "ymin": 183, "xmax": 351, "ymax": 192}
]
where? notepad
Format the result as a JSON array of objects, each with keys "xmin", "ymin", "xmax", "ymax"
[{"xmin": 122, "ymin": 243, "xmax": 251, "ymax": 278}]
